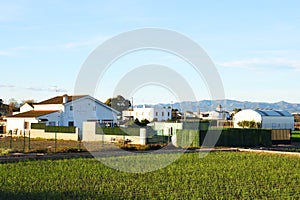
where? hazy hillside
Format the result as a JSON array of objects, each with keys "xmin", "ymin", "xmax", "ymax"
[{"xmin": 148, "ymin": 99, "xmax": 300, "ymax": 113}]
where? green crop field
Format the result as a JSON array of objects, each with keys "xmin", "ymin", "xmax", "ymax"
[{"xmin": 0, "ymin": 152, "xmax": 300, "ymax": 199}]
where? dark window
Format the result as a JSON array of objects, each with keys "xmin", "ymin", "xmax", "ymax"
[
  {"xmin": 68, "ymin": 121, "xmax": 74, "ymax": 127},
  {"xmin": 70, "ymin": 106, "xmax": 73, "ymax": 111}
]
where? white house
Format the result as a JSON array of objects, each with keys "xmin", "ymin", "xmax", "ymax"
[
  {"xmin": 200, "ymin": 105, "xmax": 230, "ymax": 120},
  {"xmin": 122, "ymin": 105, "xmax": 172, "ymax": 122},
  {"xmin": 5, "ymin": 94, "xmax": 119, "ymax": 135},
  {"xmin": 233, "ymin": 109, "xmax": 294, "ymax": 130}
]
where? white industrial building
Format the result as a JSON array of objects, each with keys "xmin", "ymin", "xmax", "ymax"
[
  {"xmin": 233, "ymin": 109, "xmax": 294, "ymax": 130},
  {"xmin": 5, "ymin": 95, "xmax": 119, "ymax": 135},
  {"xmin": 122, "ymin": 105, "xmax": 172, "ymax": 122}
]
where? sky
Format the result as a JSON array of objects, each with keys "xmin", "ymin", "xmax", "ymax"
[{"xmin": 1, "ymin": 0, "xmax": 300, "ymax": 105}]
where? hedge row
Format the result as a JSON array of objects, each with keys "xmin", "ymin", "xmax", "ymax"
[
  {"xmin": 31, "ymin": 123, "xmax": 46, "ymax": 129},
  {"xmin": 176, "ymin": 128, "xmax": 272, "ymax": 148},
  {"xmin": 31, "ymin": 123, "xmax": 76, "ymax": 133},
  {"xmin": 182, "ymin": 122, "xmax": 210, "ymax": 131},
  {"xmin": 96, "ymin": 127, "xmax": 157, "ymax": 137},
  {"xmin": 45, "ymin": 126, "xmax": 76, "ymax": 133}
]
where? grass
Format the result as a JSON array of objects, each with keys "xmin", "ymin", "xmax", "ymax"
[{"xmin": 0, "ymin": 152, "xmax": 300, "ymax": 199}]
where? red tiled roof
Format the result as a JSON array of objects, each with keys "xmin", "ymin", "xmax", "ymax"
[
  {"xmin": 8, "ymin": 110, "xmax": 59, "ymax": 118},
  {"xmin": 35, "ymin": 95, "xmax": 87, "ymax": 105}
]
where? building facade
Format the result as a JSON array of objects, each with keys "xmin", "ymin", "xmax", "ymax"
[
  {"xmin": 122, "ymin": 105, "xmax": 172, "ymax": 122},
  {"xmin": 233, "ymin": 109, "xmax": 294, "ymax": 130},
  {"xmin": 5, "ymin": 95, "xmax": 119, "ymax": 135}
]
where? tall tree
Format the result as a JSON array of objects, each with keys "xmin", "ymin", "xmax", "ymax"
[
  {"xmin": 8, "ymin": 98, "xmax": 19, "ymax": 113},
  {"xmin": 105, "ymin": 95, "xmax": 131, "ymax": 112},
  {"xmin": 20, "ymin": 99, "xmax": 35, "ymax": 106}
]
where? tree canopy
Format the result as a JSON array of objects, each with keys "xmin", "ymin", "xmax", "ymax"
[{"xmin": 104, "ymin": 95, "xmax": 131, "ymax": 112}]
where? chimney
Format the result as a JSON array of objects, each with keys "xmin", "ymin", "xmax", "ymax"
[{"xmin": 62, "ymin": 94, "xmax": 68, "ymax": 104}]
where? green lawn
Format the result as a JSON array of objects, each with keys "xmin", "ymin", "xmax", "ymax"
[{"xmin": 0, "ymin": 152, "xmax": 300, "ymax": 199}]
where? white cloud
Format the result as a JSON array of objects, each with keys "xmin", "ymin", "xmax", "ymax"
[
  {"xmin": 62, "ymin": 35, "xmax": 110, "ymax": 49},
  {"xmin": 0, "ymin": 84, "xmax": 15, "ymax": 88},
  {"xmin": 23, "ymin": 86, "xmax": 67, "ymax": 93},
  {"xmin": 48, "ymin": 86, "xmax": 67, "ymax": 93},
  {"xmin": 218, "ymin": 57, "xmax": 300, "ymax": 71},
  {"xmin": 0, "ymin": 35, "xmax": 110, "ymax": 57}
]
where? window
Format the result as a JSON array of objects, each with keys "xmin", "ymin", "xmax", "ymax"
[
  {"xmin": 156, "ymin": 112, "xmax": 158, "ymax": 116},
  {"xmin": 93, "ymin": 106, "xmax": 96, "ymax": 111},
  {"xmin": 168, "ymin": 112, "xmax": 170, "ymax": 116},
  {"xmin": 68, "ymin": 121, "xmax": 74, "ymax": 127},
  {"xmin": 162, "ymin": 112, "xmax": 164, "ymax": 116},
  {"xmin": 49, "ymin": 121, "xmax": 56, "ymax": 126},
  {"xmin": 70, "ymin": 106, "xmax": 73, "ymax": 111}
]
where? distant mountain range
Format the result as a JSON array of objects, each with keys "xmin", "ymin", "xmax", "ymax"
[{"xmin": 145, "ymin": 99, "xmax": 300, "ymax": 113}]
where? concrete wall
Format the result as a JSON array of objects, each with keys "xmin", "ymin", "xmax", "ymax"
[
  {"xmin": 152, "ymin": 122, "xmax": 183, "ymax": 136},
  {"xmin": 82, "ymin": 122, "xmax": 141, "ymax": 144},
  {"xmin": 29, "ymin": 128, "xmax": 79, "ymax": 140}
]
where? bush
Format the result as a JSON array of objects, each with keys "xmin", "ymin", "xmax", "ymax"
[
  {"xmin": 31, "ymin": 123, "xmax": 46, "ymax": 129},
  {"xmin": 45, "ymin": 126, "xmax": 76, "ymax": 133}
]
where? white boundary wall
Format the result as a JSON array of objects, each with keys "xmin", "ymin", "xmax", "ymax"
[
  {"xmin": 29, "ymin": 128, "xmax": 79, "ymax": 141},
  {"xmin": 82, "ymin": 122, "xmax": 142, "ymax": 144}
]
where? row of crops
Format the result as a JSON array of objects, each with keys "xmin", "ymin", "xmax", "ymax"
[{"xmin": 0, "ymin": 152, "xmax": 299, "ymax": 199}]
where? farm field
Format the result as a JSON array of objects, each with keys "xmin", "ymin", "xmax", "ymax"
[{"xmin": 0, "ymin": 152, "xmax": 300, "ymax": 199}]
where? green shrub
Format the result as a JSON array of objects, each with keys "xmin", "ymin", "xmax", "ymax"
[
  {"xmin": 45, "ymin": 126, "xmax": 76, "ymax": 133},
  {"xmin": 31, "ymin": 123, "xmax": 46, "ymax": 129}
]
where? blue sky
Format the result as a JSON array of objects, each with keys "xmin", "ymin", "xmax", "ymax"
[{"xmin": 1, "ymin": 0, "xmax": 300, "ymax": 104}]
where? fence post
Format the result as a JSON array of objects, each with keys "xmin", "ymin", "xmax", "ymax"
[
  {"xmin": 54, "ymin": 132, "xmax": 57, "ymax": 153},
  {"xmin": 28, "ymin": 130, "xmax": 30, "ymax": 150},
  {"xmin": 23, "ymin": 130, "xmax": 26, "ymax": 153},
  {"xmin": 9, "ymin": 130, "xmax": 12, "ymax": 149}
]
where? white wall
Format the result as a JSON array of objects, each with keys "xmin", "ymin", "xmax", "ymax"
[
  {"xmin": 20, "ymin": 103, "xmax": 34, "ymax": 113},
  {"xmin": 233, "ymin": 109, "xmax": 294, "ymax": 130},
  {"xmin": 33, "ymin": 104, "xmax": 64, "ymax": 111},
  {"xmin": 82, "ymin": 122, "xmax": 140, "ymax": 144},
  {"xmin": 262, "ymin": 116, "xmax": 294, "ymax": 130},
  {"xmin": 122, "ymin": 107, "xmax": 172, "ymax": 121},
  {"xmin": 233, "ymin": 109, "xmax": 262, "ymax": 128},
  {"xmin": 66, "ymin": 97, "xmax": 118, "ymax": 131},
  {"xmin": 30, "ymin": 128, "xmax": 79, "ymax": 140},
  {"xmin": 6, "ymin": 118, "xmax": 39, "ymax": 135},
  {"xmin": 37, "ymin": 112, "xmax": 61, "ymax": 126}
]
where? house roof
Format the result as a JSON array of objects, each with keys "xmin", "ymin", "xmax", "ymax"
[
  {"xmin": 8, "ymin": 110, "xmax": 59, "ymax": 118},
  {"xmin": 255, "ymin": 109, "xmax": 292, "ymax": 117},
  {"xmin": 35, "ymin": 95, "xmax": 87, "ymax": 105}
]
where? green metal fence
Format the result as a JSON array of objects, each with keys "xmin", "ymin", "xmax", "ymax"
[{"xmin": 176, "ymin": 128, "xmax": 272, "ymax": 148}]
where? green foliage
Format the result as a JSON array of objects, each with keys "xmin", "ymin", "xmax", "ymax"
[
  {"xmin": 104, "ymin": 95, "xmax": 131, "ymax": 112},
  {"xmin": 291, "ymin": 131, "xmax": 300, "ymax": 142},
  {"xmin": 133, "ymin": 118, "xmax": 150, "ymax": 126},
  {"xmin": 96, "ymin": 127, "xmax": 140, "ymax": 136},
  {"xmin": 31, "ymin": 123, "xmax": 46, "ymax": 129},
  {"xmin": 0, "ymin": 152, "xmax": 300, "ymax": 199},
  {"xmin": 31, "ymin": 124, "xmax": 76, "ymax": 133},
  {"xmin": 237, "ymin": 120, "xmax": 261, "ymax": 128},
  {"xmin": 182, "ymin": 121, "xmax": 210, "ymax": 130},
  {"xmin": 45, "ymin": 126, "xmax": 76, "ymax": 133}
]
